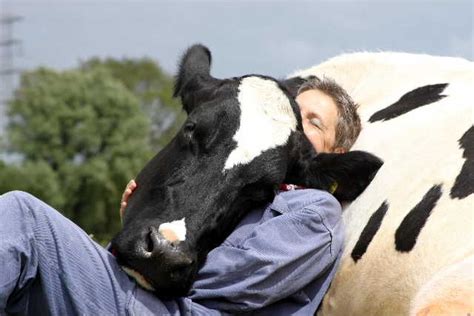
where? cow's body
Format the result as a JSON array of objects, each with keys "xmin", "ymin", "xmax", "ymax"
[{"xmin": 292, "ymin": 53, "xmax": 473, "ymax": 315}]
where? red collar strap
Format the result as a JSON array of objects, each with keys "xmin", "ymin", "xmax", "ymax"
[
  {"xmin": 278, "ymin": 183, "xmax": 306, "ymax": 191},
  {"xmin": 278, "ymin": 182, "xmax": 338, "ymax": 194}
]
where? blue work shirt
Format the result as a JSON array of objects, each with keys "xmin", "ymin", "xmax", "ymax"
[{"xmin": 132, "ymin": 189, "xmax": 344, "ymax": 315}]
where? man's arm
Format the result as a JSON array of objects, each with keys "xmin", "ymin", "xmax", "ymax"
[
  {"xmin": 188, "ymin": 190, "xmax": 343, "ymax": 313},
  {"xmin": 1, "ymin": 190, "xmax": 227, "ymax": 316}
]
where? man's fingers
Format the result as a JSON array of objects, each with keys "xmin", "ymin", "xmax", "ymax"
[
  {"xmin": 121, "ymin": 188, "xmax": 133, "ymax": 202},
  {"xmin": 120, "ymin": 179, "xmax": 137, "ymax": 222},
  {"xmin": 129, "ymin": 180, "xmax": 137, "ymax": 191},
  {"xmin": 120, "ymin": 201, "xmax": 127, "ymax": 219}
]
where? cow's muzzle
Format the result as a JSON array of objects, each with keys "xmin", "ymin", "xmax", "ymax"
[{"xmin": 112, "ymin": 227, "xmax": 197, "ymax": 296}]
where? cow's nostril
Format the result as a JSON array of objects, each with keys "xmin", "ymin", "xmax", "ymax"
[
  {"xmin": 138, "ymin": 228, "xmax": 162, "ymax": 257},
  {"xmin": 136, "ymin": 227, "xmax": 194, "ymax": 272},
  {"xmin": 145, "ymin": 230, "xmax": 154, "ymax": 253}
]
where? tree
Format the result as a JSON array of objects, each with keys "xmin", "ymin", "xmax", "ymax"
[
  {"xmin": 0, "ymin": 160, "xmax": 64, "ymax": 208},
  {"xmin": 1, "ymin": 67, "xmax": 152, "ymax": 243},
  {"xmin": 81, "ymin": 58, "xmax": 185, "ymax": 151}
]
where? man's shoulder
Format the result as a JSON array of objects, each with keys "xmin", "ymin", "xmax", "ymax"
[
  {"xmin": 272, "ymin": 189, "xmax": 340, "ymax": 214},
  {"xmin": 270, "ymin": 189, "xmax": 344, "ymax": 254}
]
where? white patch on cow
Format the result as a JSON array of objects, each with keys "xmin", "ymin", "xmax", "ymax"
[
  {"xmin": 410, "ymin": 256, "xmax": 473, "ymax": 316},
  {"xmin": 158, "ymin": 218, "xmax": 186, "ymax": 244},
  {"xmin": 223, "ymin": 77, "xmax": 297, "ymax": 171},
  {"xmin": 122, "ymin": 266, "xmax": 155, "ymax": 291}
]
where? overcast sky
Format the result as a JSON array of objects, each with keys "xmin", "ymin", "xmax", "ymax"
[
  {"xmin": 2, "ymin": 0, "xmax": 472, "ymax": 79},
  {"xmin": 0, "ymin": 0, "xmax": 472, "ymax": 131}
]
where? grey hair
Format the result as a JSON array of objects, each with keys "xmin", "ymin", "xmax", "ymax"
[{"xmin": 297, "ymin": 77, "xmax": 361, "ymax": 150}]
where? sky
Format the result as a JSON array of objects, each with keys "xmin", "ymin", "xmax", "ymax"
[{"xmin": 0, "ymin": 0, "xmax": 472, "ymax": 128}]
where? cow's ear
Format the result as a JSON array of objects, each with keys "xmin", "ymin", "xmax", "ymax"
[
  {"xmin": 280, "ymin": 75, "xmax": 317, "ymax": 98},
  {"xmin": 306, "ymin": 151, "xmax": 383, "ymax": 201},
  {"xmin": 174, "ymin": 44, "xmax": 221, "ymax": 114},
  {"xmin": 286, "ymin": 134, "xmax": 383, "ymax": 201}
]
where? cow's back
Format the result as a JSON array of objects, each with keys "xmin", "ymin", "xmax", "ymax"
[{"xmin": 292, "ymin": 52, "xmax": 473, "ymax": 315}]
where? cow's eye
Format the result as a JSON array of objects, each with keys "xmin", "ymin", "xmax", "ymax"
[
  {"xmin": 181, "ymin": 121, "xmax": 198, "ymax": 150},
  {"xmin": 183, "ymin": 121, "xmax": 196, "ymax": 140},
  {"xmin": 184, "ymin": 121, "xmax": 196, "ymax": 134}
]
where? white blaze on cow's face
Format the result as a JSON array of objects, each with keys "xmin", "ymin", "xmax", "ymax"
[
  {"xmin": 223, "ymin": 77, "xmax": 298, "ymax": 171},
  {"xmin": 158, "ymin": 218, "xmax": 187, "ymax": 244}
]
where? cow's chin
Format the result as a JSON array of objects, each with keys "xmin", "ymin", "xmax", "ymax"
[{"xmin": 122, "ymin": 266, "xmax": 155, "ymax": 291}]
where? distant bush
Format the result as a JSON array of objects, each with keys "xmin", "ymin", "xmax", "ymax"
[{"xmin": 0, "ymin": 67, "xmax": 154, "ymax": 243}]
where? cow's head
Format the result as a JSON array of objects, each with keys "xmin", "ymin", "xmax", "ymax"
[{"xmin": 111, "ymin": 44, "xmax": 382, "ymax": 296}]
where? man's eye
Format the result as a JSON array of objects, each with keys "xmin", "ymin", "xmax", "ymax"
[{"xmin": 310, "ymin": 118, "xmax": 322, "ymax": 129}]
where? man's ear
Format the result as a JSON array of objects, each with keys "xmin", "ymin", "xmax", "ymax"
[
  {"xmin": 286, "ymin": 134, "xmax": 383, "ymax": 201},
  {"xmin": 280, "ymin": 75, "xmax": 317, "ymax": 98}
]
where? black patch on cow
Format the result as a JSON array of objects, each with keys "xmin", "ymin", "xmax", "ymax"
[
  {"xmin": 351, "ymin": 201, "xmax": 389, "ymax": 263},
  {"xmin": 280, "ymin": 75, "xmax": 317, "ymax": 98},
  {"xmin": 395, "ymin": 184, "xmax": 442, "ymax": 252},
  {"xmin": 450, "ymin": 126, "xmax": 474, "ymax": 199},
  {"xmin": 368, "ymin": 83, "xmax": 448, "ymax": 123}
]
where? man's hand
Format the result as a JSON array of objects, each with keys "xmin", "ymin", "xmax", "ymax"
[{"xmin": 120, "ymin": 180, "xmax": 137, "ymax": 221}]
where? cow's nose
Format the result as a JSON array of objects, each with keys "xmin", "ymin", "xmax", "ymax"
[
  {"xmin": 111, "ymin": 227, "xmax": 197, "ymax": 296},
  {"xmin": 140, "ymin": 228, "xmax": 164, "ymax": 257},
  {"xmin": 138, "ymin": 228, "xmax": 194, "ymax": 267}
]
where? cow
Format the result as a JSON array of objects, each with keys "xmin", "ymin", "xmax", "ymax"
[
  {"xmin": 111, "ymin": 44, "xmax": 383, "ymax": 297},
  {"xmin": 288, "ymin": 52, "xmax": 473, "ymax": 315},
  {"xmin": 113, "ymin": 45, "xmax": 473, "ymax": 315}
]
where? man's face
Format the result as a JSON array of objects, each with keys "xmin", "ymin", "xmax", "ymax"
[{"xmin": 296, "ymin": 88, "xmax": 344, "ymax": 153}]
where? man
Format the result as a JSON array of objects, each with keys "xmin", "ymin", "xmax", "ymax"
[{"xmin": 0, "ymin": 77, "xmax": 361, "ymax": 315}]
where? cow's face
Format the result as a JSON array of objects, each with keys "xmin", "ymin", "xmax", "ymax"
[{"xmin": 111, "ymin": 45, "xmax": 382, "ymax": 296}]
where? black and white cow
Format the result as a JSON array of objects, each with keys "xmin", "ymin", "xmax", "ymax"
[
  {"xmin": 111, "ymin": 45, "xmax": 382, "ymax": 297},
  {"xmin": 289, "ymin": 52, "xmax": 473, "ymax": 315}
]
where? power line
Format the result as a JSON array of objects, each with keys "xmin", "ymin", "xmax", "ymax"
[{"xmin": 0, "ymin": 7, "xmax": 23, "ymax": 130}]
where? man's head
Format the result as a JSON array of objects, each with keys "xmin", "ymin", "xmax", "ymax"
[{"xmin": 296, "ymin": 77, "xmax": 361, "ymax": 153}]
